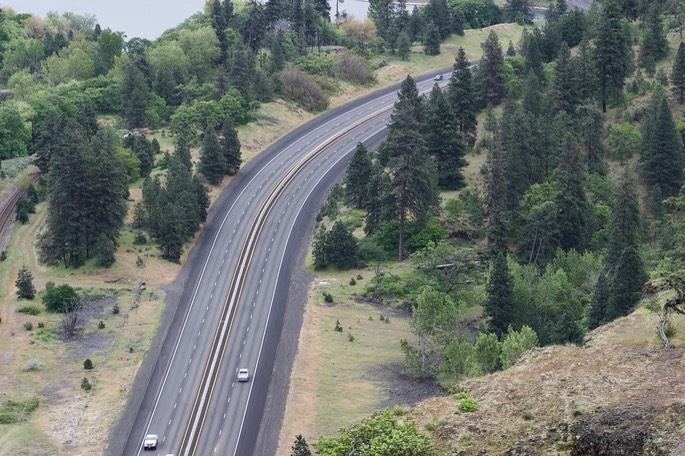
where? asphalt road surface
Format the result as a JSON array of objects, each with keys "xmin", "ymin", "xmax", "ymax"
[{"xmin": 115, "ymin": 69, "xmax": 450, "ymax": 456}]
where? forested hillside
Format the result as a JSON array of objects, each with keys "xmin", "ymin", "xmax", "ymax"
[{"xmin": 284, "ymin": 0, "xmax": 685, "ymax": 454}]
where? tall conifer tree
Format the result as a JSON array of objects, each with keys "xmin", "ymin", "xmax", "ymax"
[
  {"xmin": 485, "ymin": 253, "xmax": 515, "ymax": 336},
  {"xmin": 199, "ymin": 126, "xmax": 226, "ymax": 185},
  {"xmin": 640, "ymin": 92, "xmax": 685, "ymax": 197},
  {"xmin": 595, "ymin": 0, "xmax": 632, "ymax": 112},
  {"xmin": 671, "ymin": 42, "xmax": 685, "ymax": 104},
  {"xmin": 345, "ymin": 143, "xmax": 373, "ymax": 208},
  {"xmin": 480, "ymin": 31, "xmax": 507, "ymax": 106},
  {"xmin": 554, "ymin": 133, "xmax": 588, "ymax": 252},
  {"xmin": 423, "ymin": 84, "xmax": 467, "ymax": 189},
  {"xmin": 447, "ymin": 47, "xmax": 477, "ymax": 146},
  {"xmin": 385, "ymin": 102, "xmax": 439, "ymax": 260},
  {"xmin": 221, "ymin": 118, "xmax": 242, "ymax": 175}
]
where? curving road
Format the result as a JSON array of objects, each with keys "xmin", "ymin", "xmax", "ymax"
[{"xmin": 116, "ymin": 68, "xmax": 450, "ymax": 456}]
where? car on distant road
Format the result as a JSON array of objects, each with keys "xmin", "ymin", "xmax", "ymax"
[
  {"xmin": 143, "ymin": 434, "xmax": 158, "ymax": 450},
  {"xmin": 238, "ymin": 368, "xmax": 250, "ymax": 382},
  {"xmin": 434, "ymin": 74, "xmax": 443, "ymax": 81}
]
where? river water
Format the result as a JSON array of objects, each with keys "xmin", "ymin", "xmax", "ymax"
[{"xmin": 1, "ymin": 0, "xmax": 370, "ymax": 40}]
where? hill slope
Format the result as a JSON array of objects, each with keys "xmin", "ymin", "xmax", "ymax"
[{"xmin": 408, "ymin": 307, "xmax": 685, "ymax": 455}]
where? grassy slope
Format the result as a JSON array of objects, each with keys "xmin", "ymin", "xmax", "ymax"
[{"xmin": 0, "ymin": 24, "xmax": 527, "ymax": 456}]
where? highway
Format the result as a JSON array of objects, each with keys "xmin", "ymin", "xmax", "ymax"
[{"xmin": 120, "ymin": 69, "xmax": 450, "ymax": 456}]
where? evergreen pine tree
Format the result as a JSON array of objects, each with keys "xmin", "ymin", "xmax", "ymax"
[
  {"xmin": 385, "ymin": 103, "xmax": 439, "ymax": 260},
  {"xmin": 506, "ymin": 40, "xmax": 516, "ymax": 57},
  {"xmin": 364, "ymin": 162, "xmax": 392, "ymax": 235},
  {"xmin": 588, "ymin": 270, "xmax": 610, "ymax": 329},
  {"xmin": 574, "ymin": 39, "xmax": 598, "ymax": 103},
  {"xmin": 606, "ymin": 244, "xmax": 647, "ymax": 319},
  {"xmin": 291, "ymin": 434, "xmax": 312, "ymax": 456},
  {"xmin": 554, "ymin": 133, "xmax": 588, "ymax": 252},
  {"xmin": 312, "ymin": 224, "xmax": 329, "ymax": 269},
  {"xmin": 506, "ymin": 0, "xmax": 533, "ymax": 23},
  {"xmin": 221, "ymin": 118, "xmax": 242, "ymax": 175},
  {"xmin": 326, "ymin": 221, "xmax": 359, "ymax": 269},
  {"xmin": 639, "ymin": 92, "xmax": 685, "ymax": 197},
  {"xmin": 639, "ymin": 4, "xmax": 669, "ymax": 72},
  {"xmin": 523, "ymin": 30, "xmax": 544, "ymax": 83},
  {"xmin": 85, "ymin": 128, "xmax": 129, "ymax": 260},
  {"xmin": 485, "ymin": 253, "xmax": 515, "ymax": 336},
  {"xmin": 211, "ymin": 0, "xmax": 229, "ymax": 63},
  {"xmin": 199, "ymin": 126, "xmax": 226, "ymax": 185},
  {"xmin": 500, "ymin": 100, "xmax": 535, "ymax": 215},
  {"xmin": 345, "ymin": 143, "xmax": 373, "ymax": 208},
  {"xmin": 15, "ymin": 265, "xmax": 36, "ymax": 300},
  {"xmin": 175, "ymin": 135, "xmax": 192, "ymax": 170},
  {"xmin": 484, "ymin": 111, "xmax": 509, "ymax": 256},
  {"xmin": 424, "ymin": 0, "xmax": 451, "ymax": 39},
  {"xmin": 423, "ymin": 22, "xmax": 441, "ymax": 56},
  {"xmin": 423, "ymin": 84, "xmax": 467, "ymax": 189},
  {"xmin": 154, "ymin": 202, "xmax": 186, "ymax": 262},
  {"xmin": 397, "ymin": 31, "xmax": 411, "ymax": 61},
  {"xmin": 577, "ymin": 105, "xmax": 608, "ymax": 175},
  {"xmin": 43, "ymin": 120, "xmax": 91, "ymax": 267},
  {"xmin": 595, "ymin": 0, "xmax": 632, "ymax": 112},
  {"xmin": 452, "ymin": 6, "xmax": 465, "ymax": 36},
  {"xmin": 551, "ymin": 42, "xmax": 577, "ymax": 115},
  {"xmin": 121, "ymin": 61, "xmax": 149, "ymax": 128},
  {"xmin": 447, "ymin": 47, "xmax": 477, "ymax": 146},
  {"xmin": 480, "ymin": 31, "xmax": 507, "ymax": 106},
  {"xmin": 672, "ymin": 42, "xmax": 685, "ymax": 104}
]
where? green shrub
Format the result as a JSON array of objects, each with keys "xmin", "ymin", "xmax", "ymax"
[
  {"xmin": 112, "ymin": 303, "xmax": 120, "ymax": 314},
  {"xmin": 23, "ymin": 322, "xmax": 33, "ymax": 331},
  {"xmin": 17, "ymin": 305, "xmax": 40, "ymax": 315},
  {"xmin": 334, "ymin": 319, "xmax": 343, "ymax": 332},
  {"xmin": 22, "ymin": 360, "xmax": 40, "ymax": 372},
  {"xmin": 98, "ymin": 320, "xmax": 105, "ymax": 329},
  {"xmin": 424, "ymin": 422, "xmax": 436, "ymax": 431},
  {"xmin": 452, "ymin": 391, "xmax": 470, "ymax": 400},
  {"xmin": 500, "ymin": 325, "xmax": 539, "ymax": 369},
  {"xmin": 459, "ymin": 398, "xmax": 479, "ymax": 412},
  {"xmin": 347, "ymin": 332, "xmax": 355, "ymax": 342},
  {"xmin": 522, "ymin": 411, "xmax": 534, "ymax": 420},
  {"xmin": 323, "ymin": 292, "xmax": 334, "ymax": 303},
  {"xmin": 42, "ymin": 284, "xmax": 80, "ymax": 313},
  {"xmin": 0, "ymin": 397, "xmax": 39, "ymax": 423},
  {"xmin": 84, "ymin": 359, "xmax": 93, "ymax": 370},
  {"xmin": 37, "ymin": 321, "xmax": 44, "ymax": 328},
  {"xmin": 133, "ymin": 232, "xmax": 147, "ymax": 244},
  {"xmin": 392, "ymin": 406, "xmax": 407, "ymax": 416},
  {"xmin": 349, "ymin": 278, "xmax": 356, "ymax": 286},
  {"xmin": 81, "ymin": 377, "xmax": 92, "ymax": 391}
]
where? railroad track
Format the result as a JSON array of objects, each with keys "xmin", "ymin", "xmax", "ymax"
[{"xmin": 0, "ymin": 171, "xmax": 39, "ymax": 252}]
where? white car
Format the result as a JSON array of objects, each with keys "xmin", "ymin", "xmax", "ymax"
[
  {"xmin": 238, "ymin": 368, "xmax": 250, "ymax": 382},
  {"xmin": 434, "ymin": 74, "xmax": 444, "ymax": 81},
  {"xmin": 143, "ymin": 434, "xmax": 158, "ymax": 450}
]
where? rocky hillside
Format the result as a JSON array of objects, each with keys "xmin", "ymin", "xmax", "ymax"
[{"xmin": 408, "ymin": 307, "xmax": 685, "ymax": 455}]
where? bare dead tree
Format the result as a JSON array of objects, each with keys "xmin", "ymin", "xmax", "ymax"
[
  {"xmin": 659, "ymin": 277, "xmax": 685, "ymax": 348},
  {"xmin": 59, "ymin": 298, "xmax": 84, "ymax": 340}
]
